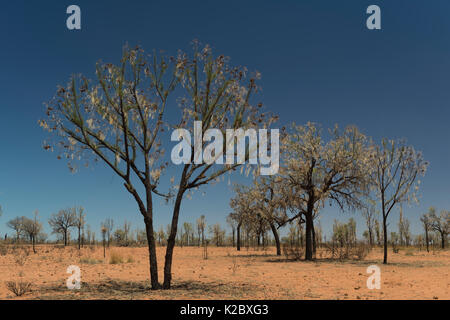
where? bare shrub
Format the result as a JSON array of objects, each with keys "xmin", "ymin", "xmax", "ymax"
[
  {"xmin": 282, "ymin": 244, "xmax": 304, "ymax": 261},
  {"xmin": 5, "ymin": 281, "xmax": 32, "ymax": 296},
  {"xmin": 0, "ymin": 245, "xmax": 8, "ymax": 256},
  {"xmin": 230, "ymin": 256, "xmax": 239, "ymax": 275},
  {"xmin": 325, "ymin": 242, "xmax": 371, "ymax": 261},
  {"xmin": 13, "ymin": 247, "xmax": 30, "ymax": 266},
  {"xmin": 353, "ymin": 243, "xmax": 371, "ymax": 261}
]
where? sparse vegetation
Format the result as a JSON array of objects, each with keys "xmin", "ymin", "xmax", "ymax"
[
  {"xmin": 109, "ymin": 251, "xmax": 124, "ymax": 264},
  {"xmin": 5, "ymin": 281, "xmax": 32, "ymax": 297}
]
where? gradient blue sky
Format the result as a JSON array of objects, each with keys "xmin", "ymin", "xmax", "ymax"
[{"xmin": 1, "ymin": 0, "xmax": 449, "ymax": 240}]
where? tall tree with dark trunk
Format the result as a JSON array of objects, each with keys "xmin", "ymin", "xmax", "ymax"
[
  {"xmin": 40, "ymin": 47, "xmax": 180, "ymax": 289},
  {"xmin": 41, "ymin": 43, "xmax": 275, "ymax": 290},
  {"xmin": 370, "ymin": 139, "xmax": 428, "ymax": 264},
  {"xmin": 162, "ymin": 42, "xmax": 276, "ymax": 289},
  {"xmin": 280, "ymin": 123, "xmax": 372, "ymax": 261}
]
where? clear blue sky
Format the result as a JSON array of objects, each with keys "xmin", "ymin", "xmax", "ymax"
[{"xmin": 1, "ymin": 0, "xmax": 449, "ymax": 240}]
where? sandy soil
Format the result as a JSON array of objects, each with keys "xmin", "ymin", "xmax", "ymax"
[{"xmin": 0, "ymin": 244, "xmax": 448, "ymax": 300}]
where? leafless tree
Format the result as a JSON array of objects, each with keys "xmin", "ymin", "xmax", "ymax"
[
  {"xmin": 22, "ymin": 210, "xmax": 42, "ymax": 253},
  {"xmin": 196, "ymin": 215, "xmax": 206, "ymax": 247},
  {"xmin": 102, "ymin": 218, "xmax": 114, "ymax": 247},
  {"xmin": 429, "ymin": 209, "xmax": 449, "ymax": 249},
  {"xmin": 226, "ymin": 214, "xmax": 237, "ymax": 248},
  {"xmin": 420, "ymin": 207, "xmax": 433, "ymax": 252},
  {"xmin": 48, "ymin": 208, "xmax": 77, "ymax": 246},
  {"xmin": 74, "ymin": 206, "xmax": 86, "ymax": 250},
  {"xmin": 398, "ymin": 206, "xmax": 411, "ymax": 246},
  {"xmin": 123, "ymin": 220, "xmax": 131, "ymax": 245},
  {"xmin": 362, "ymin": 200, "xmax": 377, "ymax": 246},
  {"xmin": 7, "ymin": 217, "xmax": 25, "ymax": 242},
  {"xmin": 370, "ymin": 139, "xmax": 428, "ymax": 263},
  {"xmin": 209, "ymin": 223, "xmax": 226, "ymax": 247}
]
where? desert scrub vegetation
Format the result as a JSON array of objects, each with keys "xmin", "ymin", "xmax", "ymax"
[
  {"xmin": 109, "ymin": 251, "xmax": 124, "ymax": 264},
  {"xmin": 80, "ymin": 257, "xmax": 102, "ymax": 264},
  {"xmin": 108, "ymin": 251, "xmax": 136, "ymax": 264},
  {"xmin": 0, "ymin": 244, "xmax": 8, "ymax": 256},
  {"xmin": 5, "ymin": 280, "xmax": 32, "ymax": 297},
  {"xmin": 12, "ymin": 247, "xmax": 30, "ymax": 266},
  {"xmin": 282, "ymin": 244, "xmax": 304, "ymax": 261}
]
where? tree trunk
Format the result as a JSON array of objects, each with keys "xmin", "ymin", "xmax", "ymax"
[
  {"xmin": 269, "ymin": 222, "xmax": 281, "ymax": 255},
  {"xmin": 441, "ymin": 232, "xmax": 445, "ymax": 249},
  {"xmin": 305, "ymin": 213, "xmax": 314, "ymax": 261},
  {"xmin": 425, "ymin": 228, "xmax": 429, "ymax": 252},
  {"xmin": 237, "ymin": 223, "xmax": 241, "ymax": 251},
  {"xmin": 144, "ymin": 216, "xmax": 160, "ymax": 289},
  {"xmin": 312, "ymin": 225, "xmax": 317, "ymax": 256},
  {"xmin": 383, "ymin": 214, "xmax": 388, "ymax": 264},
  {"xmin": 64, "ymin": 230, "xmax": 67, "ymax": 246},
  {"xmin": 163, "ymin": 186, "xmax": 185, "ymax": 289},
  {"xmin": 78, "ymin": 227, "xmax": 81, "ymax": 250}
]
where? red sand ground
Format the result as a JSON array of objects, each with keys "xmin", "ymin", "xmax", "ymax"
[{"xmin": 0, "ymin": 245, "xmax": 448, "ymax": 300}]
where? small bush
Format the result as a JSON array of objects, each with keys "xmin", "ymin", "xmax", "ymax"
[
  {"xmin": 80, "ymin": 257, "xmax": 101, "ymax": 264},
  {"xmin": 6, "ymin": 281, "xmax": 32, "ymax": 296},
  {"xmin": 353, "ymin": 243, "xmax": 371, "ymax": 261},
  {"xmin": 325, "ymin": 242, "xmax": 371, "ymax": 261},
  {"xmin": 13, "ymin": 248, "xmax": 30, "ymax": 266},
  {"xmin": 282, "ymin": 244, "xmax": 304, "ymax": 261},
  {"xmin": 109, "ymin": 252, "xmax": 123, "ymax": 264},
  {"xmin": 126, "ymin": 256, "xmax": 135, "ymax": 263},
  {"xmin": 0, "ymin": 245, "xmax": 8, "ymax": 256}
]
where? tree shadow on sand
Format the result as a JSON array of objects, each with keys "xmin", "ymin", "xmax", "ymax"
[{"xmin": 33, "ymin": 279, "xmax": 259, "ymax": 299}]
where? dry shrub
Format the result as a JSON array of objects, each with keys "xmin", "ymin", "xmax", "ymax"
[
  {"xmin": 325, "ymin": 242, "xmax": 371, "ymax": 261},
  {"xmin": 80, "ymin": 257, "xmax": 101, "ymax": 264},
  {"xmin": 13, "ymin": 247, "xmax": 30, "ymax": 266},
  {"xmin": 353, "ymin": 243, "xmax": 371, "ymax": 260},
  {"xmin": 282, "ymin": 244, "xmax": 304, "ymax": 261},
  {"xmin": 230, "ymin": 256, "xmax": 239, "ymax": 275},
  {"xmin": 109, "ymin": 251, "xmax": 123, "ymax": 264},
  {"xmin": 126, "ymin": 256, "xmax": 135, "ymax": 263},
  {"xmin": 5, "ymin": 281, "xmax": 32, "ymax": 296},
  {"xmin": 0, "ymin": 245, "xmax": 8, "ymax": 256}
]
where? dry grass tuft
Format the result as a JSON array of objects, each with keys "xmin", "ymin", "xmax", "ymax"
[{"xmin": 109, "ymin": 252, "xmax": 124, "ymax": 264}]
